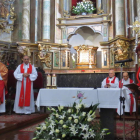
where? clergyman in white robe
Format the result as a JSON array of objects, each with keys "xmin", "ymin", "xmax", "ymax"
[
  {"xmin": 13, "ymin": 63, "xmax": 38, "ymax": 114},
  {"xmin": 117, "ymin": 78, "xmax": 136, "ymax": 115}
]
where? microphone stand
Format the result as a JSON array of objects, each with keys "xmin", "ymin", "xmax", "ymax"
[{"xmin": 119, "ymin": 62, "xmax": 126, "ymax": 140}]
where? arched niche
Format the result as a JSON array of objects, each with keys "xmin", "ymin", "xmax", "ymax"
[{"xmin": 69, "ymin": 26, "xmax": 103, "ymax": 68}]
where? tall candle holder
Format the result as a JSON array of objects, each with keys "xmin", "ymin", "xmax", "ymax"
[
  {"xmin": 46, "ymin": 74, "xmax": 51, "ymax": 89},
  {"xmin": 51, "ymin": 74, "xmax": 57, "ymax": 89}
]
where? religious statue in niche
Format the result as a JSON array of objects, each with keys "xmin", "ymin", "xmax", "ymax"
[{"xmin": 74, "ymin": 45, "xmax": 98, "ymax": 69}]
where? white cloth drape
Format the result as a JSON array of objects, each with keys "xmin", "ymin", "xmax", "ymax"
[{"xmin": 13, "ymin": 64, "xmax": 38, "ymax": 114}]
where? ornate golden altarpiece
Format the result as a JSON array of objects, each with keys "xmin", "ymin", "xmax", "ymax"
[{"xmin": 74, "ymin": 45, "xmax": 98, "ymax": 69}]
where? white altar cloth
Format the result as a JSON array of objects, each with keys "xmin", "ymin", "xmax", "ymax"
[
  {"xmin": 36, "ymin": 88, "xmax": 98, "ymax": 110},
  {"xmin": 97, "ymin": 88, "xmax": 123, "ymax": 108},
  {"xmin": 36, "ymin": 88, "xmax": 123, "ymax": 111}
]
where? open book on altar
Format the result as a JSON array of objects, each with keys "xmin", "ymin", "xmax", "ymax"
[{"xmin": 124, "ymin": 83, "xmax": 140, "ymax": 95}]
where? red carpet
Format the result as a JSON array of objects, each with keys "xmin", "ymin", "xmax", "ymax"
[{"xmin": 0, "ymin": 114, "xmax": 44, "ymax": 123}]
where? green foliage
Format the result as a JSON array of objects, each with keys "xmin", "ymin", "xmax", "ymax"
[
  {"xmin": 33, "ymin": 101, "xmax": 109, "ymax": 140},
  {"xmin": 72, "ymin": 1, "xmax": 96, "ymax": 15}
]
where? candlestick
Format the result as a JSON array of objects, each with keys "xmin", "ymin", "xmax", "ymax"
[
  {"xmin": 47, "ymin": 74, "xmax": 51, "ymax": 87},
  {"xmin": 52, "ymin": 74, "xmax": 57, "ymax": 87}
]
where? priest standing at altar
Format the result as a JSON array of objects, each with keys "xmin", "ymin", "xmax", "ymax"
[
  {"xmin": 0, "ymin": 61, "xmax": 8, "ymax": 113},
  {"xmin": 13, "ymin": 56, "xmax": 38, "ymax": 114},
  {"xmin": 117, "ymin": 72, "xmax": 136, "ymax": 115},
  {"xmin": 101, "ymin": 69, "xmax": 119, "ymax": 88}
]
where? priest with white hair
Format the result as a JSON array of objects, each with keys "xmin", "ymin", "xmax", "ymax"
[
  {"xmin": 101, "ymin": 69, "xmax": 119, "ymax": 88},
  {"xmin": 13, "ymin": 55, "xmax": 38, "ymax": 114}
]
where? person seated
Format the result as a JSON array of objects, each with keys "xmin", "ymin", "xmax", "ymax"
[
  {"xmin": 117, "ymin": 72, "xmax": 136, "ymax": 115},
  {"xmin": 101, "ymin": 69, "xmax": 119, "ymax": 88}
]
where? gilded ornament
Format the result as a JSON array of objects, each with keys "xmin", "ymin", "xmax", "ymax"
[
  {"xmin": 0, "ymin": 0, "xmax": 16, "ymax": 34},
  {"xmin": 38, "ymin": 44, "xmax": 52, "ymax": 68}
]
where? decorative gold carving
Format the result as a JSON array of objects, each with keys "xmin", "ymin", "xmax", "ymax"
[
  {"xmin": 17, "ymin": 46, "xmax": 31, "ymax": 57},
  {"xmin": 0, "ymin": 0, "xmax": 9, "ymax": 18},
  {"xmin": 63, "ymin": 10, "xmax": 70, "ymax": 18},
  {"xmin": 0, "ymin": 0, "xmax": 16, "ymax": 34},
  {"xmin": 38, "ymin": 44, "xmax": 52, "ymax": 68},
  {"xmin": 110, "ymin": 39, "xmax": 130, "ymax": 67}
]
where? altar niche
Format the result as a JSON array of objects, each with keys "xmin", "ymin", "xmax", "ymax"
[{"xmin": 74, "ymin": 45, "xmax": 98, "ymax": 68}]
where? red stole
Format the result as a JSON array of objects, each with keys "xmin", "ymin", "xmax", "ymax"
[
  {"xmin": 18, "ymin": 64, "xmax": 32, "ymax": 107},
  {"xmin": 0, "ymin": 80, "xmax": 5, "ymax": 104},
  {"xmin": 106, "ymin": 76, "xmax": 116, "ymax": 84},
  {"xmin": 119, "ymin": 79, "xmax": 133, "ymax": 88},
  {"xmin": 119, "ymin": 78, "xmax": 134, "ymax": 115},
  {"xmin": 137, "ymin": 67, "xmax": 140, "ymax": 86}
]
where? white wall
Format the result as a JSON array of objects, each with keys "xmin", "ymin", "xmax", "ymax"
[{"xmin": 69, "ymin": 26, "xmax": 103, "ymax": 68}]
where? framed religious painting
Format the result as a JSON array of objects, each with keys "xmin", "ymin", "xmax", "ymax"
[
  {"xmin": 53, "ymin": 51, "xmax": 60, "ymax": 69},
  {"xmin": 60, "ymin": 50, "xmax": 70, "ymax": 69},
  {"xmin": 101, "ymin": 48, "xmax": 110, "ymax": 68}
]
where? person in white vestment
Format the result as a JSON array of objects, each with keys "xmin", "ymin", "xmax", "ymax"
[
  {"xmin": 13, "ymin": 56, "xmax": 38, "ymax": 114},
  {"xmin": 117, "ymin": 72, "xmax": 136, "ymax": 115},
  {"xmin": 0, "ymin": 61, "xmax": 8, "ymax": 113},
  {"xmin": 101, "ymin": 69, "xmax": 119, "ymax": 88}
]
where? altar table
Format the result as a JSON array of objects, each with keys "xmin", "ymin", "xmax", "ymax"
[{"xmin": 36, "ymin": 88, "xmax": 123, "ymax": 110}]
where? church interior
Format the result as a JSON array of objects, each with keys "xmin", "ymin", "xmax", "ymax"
[{"xmin": 0, "ymin": 0, "xmax": 140, "ymax": 140}]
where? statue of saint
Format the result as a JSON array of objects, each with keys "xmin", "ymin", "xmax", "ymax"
[{"xmin": 0, "ymin": 1, "xmax": 9, "ymax": 19}]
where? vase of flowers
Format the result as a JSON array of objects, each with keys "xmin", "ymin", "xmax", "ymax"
[
  {"xmin": 72, "ymin": 1, "xmax": 96, "ymax": 15},
  {"xmin": 33, "ymin": 99, "xmax": 110, "ymax": 140}
]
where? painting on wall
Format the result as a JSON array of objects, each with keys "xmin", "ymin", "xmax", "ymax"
[
  {"xmin": 102, "ymin": 49, "xmax": 109, "ymax": 68},
  {"xmin": 60, "ymin": 50, "xmax": 70, "ymax": 69},
  {"xmin": 53, "ymin": 51, "xmax": 60, "ymax": 69}
]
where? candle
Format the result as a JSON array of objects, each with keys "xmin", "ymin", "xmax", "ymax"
[
  {"xmin": 47, "ymin": 74, "xmax": 51, "ymax": 86},
  {"xmin": 52, "ymin": 74, "xmax": 57, "ymax": 86}
]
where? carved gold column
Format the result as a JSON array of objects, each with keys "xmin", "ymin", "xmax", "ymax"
[
  {"xmin": 42, "ymin": 0, "xmax": 50, "ymax": 42},
  {"xmin": 115, "ymin": 0, "xmax": 125, "ymax": 36},
  {"xmin": 22, "ymin": 0, "xmax": 30, "ymax": 41}
]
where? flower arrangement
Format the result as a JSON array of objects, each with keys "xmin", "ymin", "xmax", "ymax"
[
  {"xmin": 33, "ymin": 100, "xmax": 110, "ymax": 140},
  {"xmin": 72, "ymin": 1, "xmax": 96, "ymax": 15}
]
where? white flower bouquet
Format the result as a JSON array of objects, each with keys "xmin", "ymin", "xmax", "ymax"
[
  {"xmin": 72, "ymin": 1, "xmax": 96, "ymax": 15},
  {"xmin": 33, "ymin": 100, "xmax": 110, "ymax": 140}
]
